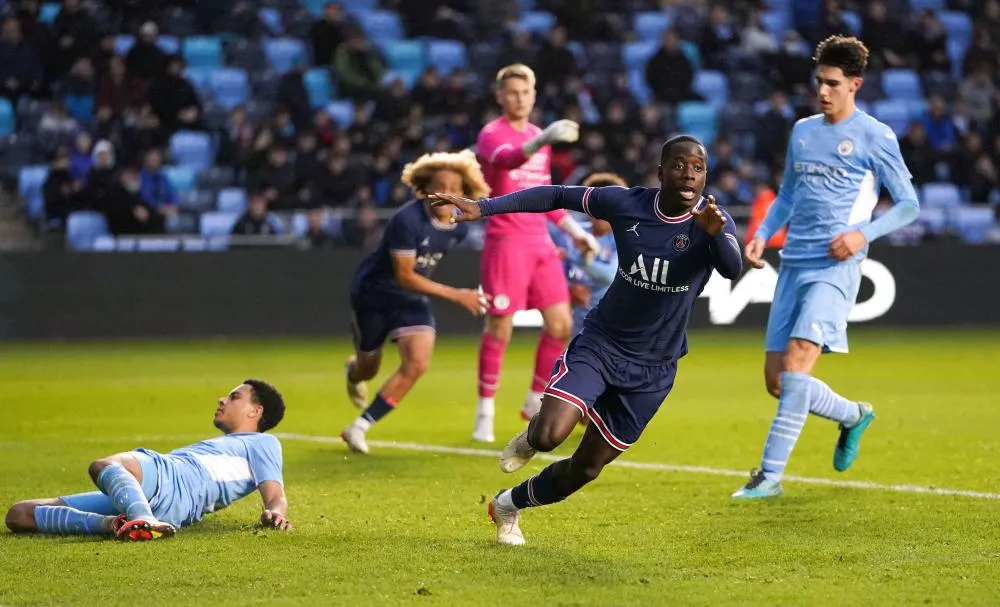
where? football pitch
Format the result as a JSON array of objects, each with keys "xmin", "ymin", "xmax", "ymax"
[{"xmin": 1, "ymin": 329, "xmax": 998, "ymax": 606}]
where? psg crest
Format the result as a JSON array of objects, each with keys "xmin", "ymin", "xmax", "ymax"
[{"xmin": 673, "ymin": 234, "xmax": 690, "ymax": 251}]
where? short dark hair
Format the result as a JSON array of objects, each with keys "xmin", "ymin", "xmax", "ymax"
[
  {"xmin": 245, "ymin": 379, "xmax": 285, "ymax": 432},
  {"xmin": 660, "ymin": 135, "xmax": 705, "ymax": 165},
  {"xmin": 582, "ymin": 172, "xmax": 627, "ymax": 188},
  {"xmin": 814, "ymin": 35, "xmax": 869, "ymax": 77}
]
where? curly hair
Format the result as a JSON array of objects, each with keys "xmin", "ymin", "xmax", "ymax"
[
  {"xmin": 814, "ymin": 35, "xmax": 869, "ymax": 77},
  {"xmin": 400, "ymin": 150, "xmax": 491, "ymax": 200},
  {"xmin": 582, "ymin": 172, "xmax": 628, "ymax": 188},
  {"xmin": 244, "ymin": 379, "xmax": 285, "ymax": 433}
]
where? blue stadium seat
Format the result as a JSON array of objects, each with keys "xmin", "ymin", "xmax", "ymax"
[
  {"xmin": 217, "ymin": 187, "xmax": 248, "ymax": 214},
  {"xmin": 633, "ymin": 12, "xmax": 672, "ymax": 42},
  {"xmin": 906, "ymin": 98, "xmax": 928, "ymax": 120},
  {"xmin": 946, "ymin": 38, "xmax": 967, "ymax": 78},
  {"xmin": 761, "ymin": 11, "xmax": 790, "ymax": 37},
  {"xmin": 39, "ymin": 3, "xmax": 61, "ymax": 24},
  {"xmin": 18, "ymin": 164, "xmax": 48, "ymax": 200},
  {"xmin": 840, "ymin": 10, "xmax": 861, "ymax": 36},
  {"xmin": 92, "ymin": 235, "xmax": 116, "ymax": 252},
  {"xmin": 0, "ymin": 98, "xmax": 16, "ymax": 136},
  {"xmin": 138, "ymin": 236, "xmax": 183, "ymax": 251},
  {"xmin": 326, "ymin": 100, "xmax": 354, "ymax": 127},
  {"xmin": 180, "ymin": 190, "xmax": 215, "ymax": 212},
  {"xmin": 164, "ymin": 165, "xmax": 196, "ymax": 193},
  {"xmin": 258, "ymin": 8, "xmax": 285, "ymax": 35},
  {"xmin": 872, "ymin": 99, "xmax": 911, "ymax": 136},
  {"xmin": 169, "ymin": 131, "xmax": 214, "ymax": 171},
  {"xmin": 291, "ymin": 211, "xmax": 309, "ymax": 237},
  {"xmin": 299, "ymin": 0, "xmax": 328, "ymax": 17},
  {"xmin": 627, "ymin": 69, "xmax": 653, "ymax": 105},
  {"xmin": 519, "ymin": 11, "xmax": 556, "ymax": 34},
  {"xmin": 938, "ymin": 11, "xmax": 972, "ymax": 47},
  {"xmin": 304, "ymin": 68, "xmax": 334, "ymax": 108},
  {"xmin": 693, "ymin": 70, "xmax": 728, "ymax": 110},
  {"xmin": 953, "ymin": 207, "xmax": 996, "ymax": 244},
  {"xmin": 921, "ymin": 182, "xmax": 962, "ymax": 208},
  {"xmin": 342, "ymin": 0, "xmax": 379, "ymax": 14},
  {"xmin": 919, "ymin": 206, "xmax": 947, "ymax": 234},
  {"xmin": 114, "ymin": 35, "xmax": 135, "ymax": 56},
  {"xmin": 382, "ymin": 69, "xmax": 420, "ymax": 90},
  {"xmin": 680, "ymin": 41, "xmax": 702, "ymax": 72},
  {"xmin": 183, "ymin": 67, "xmax": 215, "ymax": 96},
  {"xmin": 156, "ymin": 36, "xmax": 181, "ymax": 55},
  {"xmin": 677, "ymin": 102, "xmax": 718, "ymax": 145},
  {"xmin": 720, "ymin": 103, "xmax": 756, "ymax": 134},
  {"xmin": 355, "ymin": 10, "xmax": 404, "ymax": 43},
  {"xmin": 209, "ymin": 68, "xmax": 250, "ymax": 110},
  {"xmin": 909, "ymin": 0, "xmax": 944, "ymax": 10},
  {"xmin": 64, "ymin": 94, "xmax": 94, "ymax": 121},
  {"xmin": 183, "ymin": 36, "xmax": 224, "ymax": 69},
  {"xmin": 622, "ymin": 41, "xmax": 657, "ymax": 70},
  {"xmin": 66, "ymin": 211, "xmax": 110, "ymax": 251},
  {"xmin": 383, "ymin": 40, "xmax": 426, "ymax": 73},
  {"xmin": 263, "ymin": 38, "xmax": 308, "ymax": 75},
  {"xmin": 199, "ymin": 212, "xmax": 240, "ymax": 238},
  {"xmin": 882, "ymin": 69, "xmax": 923, "ymax": 100},
  {"xmin": 427, "ymin": 40, "xmax": 468, "ymax": 75}
]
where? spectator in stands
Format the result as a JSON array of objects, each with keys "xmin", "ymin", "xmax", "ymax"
[
  {"xmin": 962, "ymin": 25, "xmax": 998, "ymax": 78},
  {"xmin": 312, "ymin": 109, "xmax": 337, "ymax": 147},
  {"xmin": 769, "ymin": 31, "xmax": 814, "ymax": 97},
  {"xmin": 38, "ymin": 100, "xmax": 78, "ymax": 137},
  {"xmin": 295, "ymin": 130, "xmax": 322, "ymax": 185},
  {"xmin": 310, "ymin": 2, "xmax": 349, "ymax": 67},
  {"xmin": 598, "ymin": 99, "xmax": 635, "ymax": 156},
  {"xmin": 811, "ymin": 0, "xmax": 850, "ymax": 45},
  {"xmin": 332, "ymin": 29, "xmax": 386, "ymax": 101},
  {"xmin": 701, "ymin": 3, "xmax": 740, "ymax": 70},
  {"xmin": 120, "ymin": 104, "xmax": 168, "ymax": 166},
  {"xmin": 958, "ymin": 62, "xmax": 998, "ymax": 132},
  {"xmin": 138, "ymin": 148, "xmax": 178, "ymax": 217},
  {"xmin": 861, "ymin": 0, "xmax": 907, "ymax": 71},
  {"xmin": 494, "ymin": 29, "xmax": 536, "ymax": 74},
  {"xmin": 755, "ymin": 90, "xmax": 794, "ymax": 165},
  {"xmin": 397, "ymin": 0, "xmax": 470, "ymax": 41},
  {"xmin": 97, "ymin": 55, "xmax": 143, "ymax": 119},
  {"xmin": 970, "ymin": 153, "xmax": 998, "ymax": 202},
  {"xmin": 98, "ymin": 166, "xmax": 164, "ymax": 235},
  {"xmin": 900, "ymin": 121, "xmax": 938, "ymax": 186},
  {"xmin": 980, "ymin": 0, "xmax": 1000, "ymax": 48},
  {"xmin": 710, "ymin": 135, "xmax": 740, "ymax": 174},
  {"xmin": 43, "ymin": 149, "xmax": 84, "ymax": 228},
  {"xmin": 69, "ymin": 132, "xmax": 94, "ymax": 181},
  {"xmin": 215, "ymin": 106, "xmax": 255, "ymax": 168},
  {"xmin": 951, "ymin": 132, "xmax": 986, "ymax": 190},
  {"xmin": 277, "ymin": 59, "xmax": 313, "ymax": 131},
  {"xmin": 232, "ymin": 190, "xmax": 283, "ymax": 236},
  {"xmin": 339, "ymin": 189, "xmax": 381, "ymax": 250},
  {"xmin": 346, "ymin": 102, "xmax": 378, "ymax": 152},
  {"xmin": 303, "ymin": 208, "xmax": 335, "ymax": 249},
  {"xmin": 740, "ymin": 8, "xmax": 778, "ymax": 56},
  {"xmin": 248, "ymin": 145, "xmax": 306, "ymax": 211},
  {"xmin": 267, "ymin": 108, "xmax": 298, "ymax": 147},
  {"xmin": 921, "ymin": 95, "xmax": 959, "ymax": 154},
  {"xmin": 59, "ymin": 57, "xmax": 96, "ymax": 97},
  {"xmin": 313, "ymin": 152, "xmax": 361, "ymax": 207},
  {"xmin": 125, "ymin": 22, "xmax": 166, "ymax": 85},
  {"xmin": 706, "ymin": 169, "xmax": 751, "ymax": 207},
  {"xmin": 0, "ymin": 17, "xmax": 44, "ymax": 102},
  {"xmin": 536, "ymin": 25, "xmax": 578, "ymax": 86},
  {"xmin": 51, "ymin": 0, "xmax": 98, "ymax": 81},
  {"xmin": 92, "ymin": 33, "xmax": 117, "ymax": 76},
  {"xmin": 646, "ymin": 28, "xmax": 696, "ymax": 104},
  {"xmin": 908, "ymin": 10, "xmax": 951, "ymax": 73},
  {"xmin": 148, "ymin": 55, "xmax": 204, "ymax": 133},
  {"xmin": 412, "ymin": 69, "xmax": 448, "ymax": 117}
]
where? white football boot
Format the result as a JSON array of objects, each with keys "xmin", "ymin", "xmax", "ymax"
[
  {"xmin": 345, "ymin": 356, "xmax": 368, "ymax": 409},
  {"xmin": 499, "ymin": 430, "xmax": 536, "ymax": 473},
  {"xmin": 341, "ymin": 424, "xmax": 370, "ymax": 454},
  {"xmin": 488, "ymin": 494, "xmax": 526, "ymax": 546}
]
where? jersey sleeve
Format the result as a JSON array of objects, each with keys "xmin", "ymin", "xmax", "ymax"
[
  {"xmin": 477, "ymin": 126, "xmax": 528, "ymax": 170},
  {"xmin": 383, "ymin": 212, "xmax": 419, "ymax": 257},
  {"xmin": 862, "ymin": 124, "xmax": 920, "ymax": 243},
  {"xmin": 707, "ymin": 209, "xmax": 743, "ymax": 279},
  {"xmin": 248, "ymin": 434, "xmax": 284, "ymax": 486},
  {"xmin": 479, "ymin": 185, "xmax": 628, "ymax": 221}
]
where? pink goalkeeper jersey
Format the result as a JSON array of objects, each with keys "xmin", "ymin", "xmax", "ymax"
[{"xmin": 477, "ymin": 117, "xmax": 568, "ymax": 241}]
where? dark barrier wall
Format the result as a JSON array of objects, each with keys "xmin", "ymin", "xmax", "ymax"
[{"xmin": 0, "ymin": 244, "xmax": 997, "ymax": 340}]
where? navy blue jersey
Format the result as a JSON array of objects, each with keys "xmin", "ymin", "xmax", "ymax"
[
  {"xmin": 480, "ymin": 186, "xmax": 742, "ymax": 364},
  {"xmin": 352, "ymin": 200, "xmax": 469, "ymax": 304}
]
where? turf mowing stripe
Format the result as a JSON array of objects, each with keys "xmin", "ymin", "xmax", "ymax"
[{"xmin": 275, "ymin": 432, "xmax": 1000, "ymax": 501}]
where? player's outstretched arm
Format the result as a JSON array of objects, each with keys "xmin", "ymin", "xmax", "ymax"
[
  {"xmin": 430, "ymin": 185, "xmax": 595, "ymax": 222},
  {"xmin": 478, "ymin": 120, "xmax": 578, "ymax": 170},
  {"xmin": 258, "ymin": 480, "xmax": 292, "ymax": 531},
  {"xmin": 391, "ymin": 254, "xmax": 488, "ymax": 316}
]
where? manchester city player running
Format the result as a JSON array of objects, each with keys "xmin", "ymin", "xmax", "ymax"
[
  {"xmin": 431, "ymin": 136, "xmax": 742, "ymax": 545},
  {"xmin": 5, "ymin": 380, "xmax": 290, "ymax": 541},
  {"xmin": 733, "ymin": 36, "xmax": 920, "ymax": 499},
  {"xmin": 342, "ymin": 150, "xmax": 490, "ymax": 454}
]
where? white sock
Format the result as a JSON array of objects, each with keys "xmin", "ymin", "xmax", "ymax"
[
  {"xmin": 352, "ymin": 417, "xmax": 372, "ymax": 432},
  {"xmin": 477, "ymin": 397, "xmax": 495, "ymax": 419},
  {"xmin": 496, "ymin": 489, "xmax": 515, "ymax": 510}
]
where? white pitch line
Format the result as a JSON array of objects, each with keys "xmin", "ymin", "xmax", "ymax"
[{"xmin": 275, "ymin": 433, "xmax": 1000, "ymax": 501}]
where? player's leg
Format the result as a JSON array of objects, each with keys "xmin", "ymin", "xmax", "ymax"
[
  {"xmin": 523, "ymin": 249, "xmax": 573, "ymax": 420},
  {"xmin": 89, "ymin": 451, "xmax": 175, "ymax": 540},
  {"xmin": 346, "ymin": 304, "xmax": 386, "ymax": 409},
  {"xmin": 342, "ymin": 329, "xmax": 435, "ymax": 454},
  {"xmin": 5, "ymin": 496, "xmax": 117, "ymax": 535}
]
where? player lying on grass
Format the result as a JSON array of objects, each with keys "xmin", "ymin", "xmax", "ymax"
[
  {"xmin": 4, "ymin": 380, "xmax": 290, "ymax": 541},
  {"xmin": 733, "ymin": 36, "xmax": 920, "ymax": 499},
  {"xmin": 431, "ymin": 135, "xmax": 743, "ymax": 545},
  {"xmin": 342, "ymin": 150, "xmax": 490, "ymax": 454}
]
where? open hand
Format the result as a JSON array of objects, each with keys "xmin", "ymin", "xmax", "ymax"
[
  {"xmin": 260, "ymin": 509, "xmax": 293, "ymax": 531},
  {"xmin": 691, "ymin": 195, "xmax": 726, "ymax": 236},
  {"xmin": 428, "ymin": 193, "xmax": 483, "ymax": 223},
  {"xmin": 542, "ymin": 119, "xmax": 580, "ymax": 145},
  {"xmin": 829, "ymin": 230, "xmax": 866, "ymax": 261},
  {"xmin": 572, "ymin": 232, "xmax": 600, "ymax": 255},
  {"xmin": 744, "ymin": 237, "xmax": 765, "ymax": 269},
  {"xmin": 455, "ymin": 288, "xmax": 489, "ymax": 316}
]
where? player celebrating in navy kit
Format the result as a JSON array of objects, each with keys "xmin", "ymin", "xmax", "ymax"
[
  {"xmin": 431, "ymin": 136, "xmax": 743, "ymax": 545},
  {"xmin": 342, "ymin": 151, "xmax": 490, "ymax": 454}
]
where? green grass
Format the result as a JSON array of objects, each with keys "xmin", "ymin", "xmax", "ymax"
[{"xmin": 2, "ymin": 329, "xmax": 999, "ymax": 606}]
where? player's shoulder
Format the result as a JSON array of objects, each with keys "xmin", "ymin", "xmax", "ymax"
[
  {"xmin": 389, "ymin": 199, "xmax": 424, "ymax": 224},
  {"xmin": 246, "ymin": 432, "xmax": 282, "ymax": 452},
  {"xmin": 857, "ymin": 112, "xmax": 899, "ymax": 143},
  {"xmin": 478, "ymin": 117, "xmax": 508, "ymax": 137},
  {"xmin": 792, "ymin": 114, "xmax": 824, "ymax": 133},
  {"xmin": 593, "ymin": 185, "xmax": 647, "ymax": 200}
]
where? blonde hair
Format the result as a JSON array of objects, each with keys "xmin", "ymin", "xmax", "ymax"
[
  {"xmin": 401, "ymin": 150, "xmax": 491, "ymax": 200},
  {"xmin": 582, "ymin": 172, "xmax": 628, "ymax": 188},
  {"xmin": 495, "ymin": 63, "xmax": 536, "ymax": 87}
]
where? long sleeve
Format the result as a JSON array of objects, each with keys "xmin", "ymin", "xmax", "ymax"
[
  {"xmin": 861, "ymin": 125, "xmax": 920, "ymax": 243},
  {"xmin": 708, "ymin": 214, "xmax": 743, "ymax": 279},
  {"xmin": 479, "ymin": 185, "xmax": 581, "ymax": 216},
  {"xmin": 477, "ymin": 127, "xmax": 529, "ymax": 170},
  {"xmin": 584, "ymin": 250, "xmax": 618, "ymax": 285}
]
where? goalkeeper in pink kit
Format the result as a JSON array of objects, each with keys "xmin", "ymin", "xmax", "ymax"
[{"xmin": 473, "ymin": 63, "xmax": 598, "ymax": 442}]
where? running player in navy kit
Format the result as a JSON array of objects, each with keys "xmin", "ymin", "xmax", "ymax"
[
  {"xmin": 431, "ymin": 136, "xmax": 743, "ymax": 545},
  {"xmin": 342, "ymin": 151, "xmax": 490, "ymax": 454}
]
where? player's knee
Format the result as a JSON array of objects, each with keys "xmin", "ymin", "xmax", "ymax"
[
  {"xmin": 543, "ymin": 319, "xmax": 571, "ymax": 341},
  {"xmin": 400, "ymin": 356, "xmax": 430, "ymax": 379},
  {"xmin": 765, "ymin": 376, "xmax": 782, "ymax": 399},
  {"xmin": 88, "ymin": 458, "xmax": 111, "ymax": 483},
  {"xmin": 576, "ymin": 462, "xmax": 604, "ymax": 485},
  {"xmin": 5, "ymin": 502, "xmax": 34, "ymax": 532},
  {"xmin": 484, "ymin": 316, "xmax": 513, "ymax": 343},
  {"xmin": 528, "ymin": 424, "xmax": 564, "ymax": 453}
]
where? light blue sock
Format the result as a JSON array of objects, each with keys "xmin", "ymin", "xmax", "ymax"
[
  {"xmin": 806, "ymin": 376, "xmax": 861, "ymax": 426},
  {"xmin": 95, "ymin": 463, "xmax": 154, "ymax": 521},
  {"xmin": 34, "ymin": 505, "xmax": 108, "ymax": 535},
  {"xmin": 760, "ymin": 372, "xmax": 811, "ymax": 481}
]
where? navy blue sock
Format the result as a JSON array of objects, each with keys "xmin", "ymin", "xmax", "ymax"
[
  {"xmin": 510, "ymin": 462, "xmax": 570, "ymax": 509},
  {"xmin": 361, "ymin": 393, "xmax": 396, "ymax": 424}
]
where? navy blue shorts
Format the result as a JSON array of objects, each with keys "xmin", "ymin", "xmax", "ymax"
[
  {"xmin": 543, "ymin": 332, "xmax": 677, "ymax": 451},
  {"xmin": 350, "ymin": 295, "xmax": 435, "ymax": 354}
]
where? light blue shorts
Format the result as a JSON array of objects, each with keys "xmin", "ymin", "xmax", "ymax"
[{"xmin": 764, "ymin": 262, "xmax": 862, "ymax": 354}]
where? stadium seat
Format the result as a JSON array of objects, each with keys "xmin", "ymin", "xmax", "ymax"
[
  {"xmin": 872, "ymin": 99, "xmax": 911, "ymax": 136},
  {"xmin": 938, "ymin": 11, "xmax": 972, "ymax": 47},
  {"xmin": 299, "ymin": 0, "xmax": 328, "ymax": 17},
  {"xmin": 183, "ymin": 67, "xmax": 215, "ymax": 96},
  {"xmin": 909, "ymin": 0, "xmax": 944, "ymax": 10},
  {"xmin": 342, "ymin": 0, "xmax": 380, "ymax": 14},
  {"xmin": 258, "ymin": 8, "xmax": 284, "ymax": 35},
  {"xmin": 114, "ymin": 35, "xmax": 135, "ymax": 56},
  {"xmin": 164, "ymin": 165, "xmax": 196, "ymax": 193},
  {"xmin": 519, "ymin": 11, "xmax": 556, "ymax": 34},
  {"xmin": 693, "ymin": 70, "xmax": 728, "ymax": 110},
  {"xmin": 156, "ymin": 36, "xmax": 181, "ymax": 55},
  {"xmin": 197, "ymin": 166, "xmax": 235, "ymax": 191},
  {"xmin": 355, "ymin": 10, "xmax": 404, "ymax": 43},
  {"xmin": 199, "ymin": 211, "xmax": 240, "ymax": 237},
  {"xmin": 383, "ymin": 40, "xmax": 426, "ymax": 73},
  {"xmin": 92, "ymin": 235, "xmax": 116, "ymax": 252},
  {"xmin": 169, "ymin": 131, "xmax": 214, "ymax": 171},
  {"xmin": 922, "ymin": 183, "xmax": 962, "ymax": 208},
  {"xmin": 39, "ymin": 3, "xmax": 61, "ymax": 23},
  {"xmin": 622, "ymin": 41, "xmax": 657, "ymax": 70},
  {"xmin": 882, "ymin": 69, "xmax": 923, "ymax": 100},
  {"xmin": 719, "ymin": 103, "xmax": 756, "ymax": 134},
  {"xmin": 627, "ymin": 69, "xmax": 653, "ymax": 105},
  {"xmin": 427, "ymin": 40, "xmax": 468, "ymax": 75},
  {"xmin": 263, "ymin": 38, "xmax": 308, "ymax": 75},
  {"xmin": 953, "ymin": 207, "xmax": 996, "ymax": 244},
  {"xmin": 217, "ymin": 187, "xmax": 248, "ymax": 214},
  {"xmin": 209, "ymin": 68, "xmax": 250, "ymax": 111},
  {"xmin": 18, "ymin": 164, "xmax": 48, "ymax": 201},
  {"xmin": 66, "ymin": 211, "xmax": 110, "ymax": 251},
  {"xmin": 677, "ymin": 102, "xmax": 718, "ymax": 145},
  {"xmin": 64, "ymin": 94, "xmax": 94, "ymax": 122},
  {"xmin": 0, "ymin": 98, "xmax": 15, "ymax": 136},
  {"xmin": 680, "ymin": 41, "xmax": 702, "ymax": 72},
  {"xmin": 382, "ymin": 69, "xmax": 420, "ymax": 90},
  {"xmin": 633, "ymin": 12, "xmax": 672, "ymax": 42},
  {"xmin": 761, "ymin": 11, "xmax": 790, "ymax": 37},
  {"xmin": 325, "ymin": 101, "xmax": 354, "ymax": 127},
  {"xmin": 304, "ymin": 68, "xmax": 334, "ymax": 108},
  {"xmin": 919, "ymin": 206, "xmax": 947, "ymax": 234},
  {"xmin": 180, "ymin": 190, "xmax": 215, "ymax": 212},
  {"xmin": 226, "ymin": 39, "xmax": 267, "ymax": 71},
  {"xmin": 840, "ymin": 10, "xmax": 861, "ymax": 36},
  {"xmin": 183, "ymin": 36, "xmax": 224, "ymax": 69},
  {"xmin": 291, "ymin": 211, "xmax": 309, "ymax": 237}
]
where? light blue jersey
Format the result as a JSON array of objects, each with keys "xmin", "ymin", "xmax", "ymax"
[
  {"xmin": 549, "ymin": 220, "xmax": 618, "ymax": 333},
  {"xmin": 756, "ymin": 110, "xmax": 920, "ymax": 269}
]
